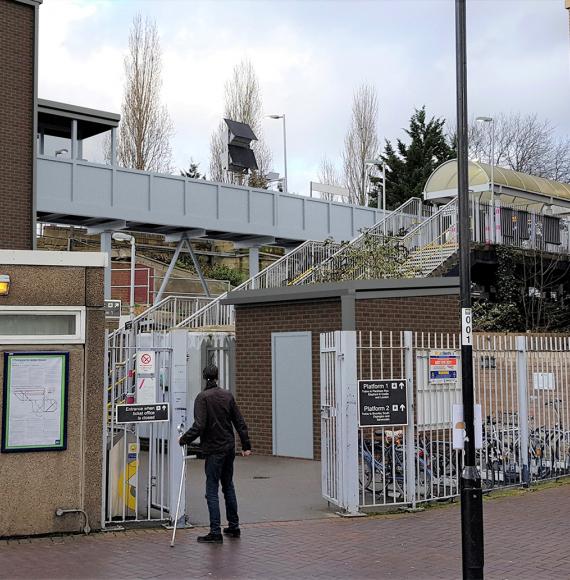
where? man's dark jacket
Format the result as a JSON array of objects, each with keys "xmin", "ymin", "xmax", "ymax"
[{"xmin": 180, "ymin": 384, "xmax": 251, "ymax": 455}]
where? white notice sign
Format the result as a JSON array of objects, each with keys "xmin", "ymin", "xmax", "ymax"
[
  {"xmin": 2, "ymin": 353, "xmax": 68, "ymax": 452},
  {"xmin": 136, "ymin": 351, "xmax": 157, "ymax": 404}
]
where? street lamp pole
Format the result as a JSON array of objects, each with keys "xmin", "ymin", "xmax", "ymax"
[
  {"xmin": 113, "ymin": 232, "xmax": 136, "ymax": 320},
  {"xmin": 267, "ymin": 114, "xmax": 288, "ymax": 192},
  {"xmin": 455, "ymin": 1, "xmax": 484, "ymax": 579}
]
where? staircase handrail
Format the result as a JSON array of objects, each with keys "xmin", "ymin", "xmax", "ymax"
[
  {"xmin": 175, "ymin": 239, "xmax": 342, "ymax": 329},
  {"xmin": 297, "ymin": 196, "xmax": 428, "ymax": 284}
]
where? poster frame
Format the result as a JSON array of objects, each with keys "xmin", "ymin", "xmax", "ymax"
[{"xmin": 1, "ymin": 351, "xmax": 69, "ymax": 453}]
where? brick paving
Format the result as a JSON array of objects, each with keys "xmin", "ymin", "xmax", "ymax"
[{"xmin": 1, "ymin": 482, "xmax": 569, "ymax": 579}]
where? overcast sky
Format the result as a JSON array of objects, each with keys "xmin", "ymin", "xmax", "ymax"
[{"xmin": 38, "ymin": 0, "xmax": 570, "ymax": 195}]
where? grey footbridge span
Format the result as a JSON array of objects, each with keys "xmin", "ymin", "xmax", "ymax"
[{"xmin": 37, "ymin": 156, "xmax": 384, "ymax": 246}]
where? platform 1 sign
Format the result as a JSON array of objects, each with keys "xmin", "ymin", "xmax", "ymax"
[
  {"xmin": 116, "ymin": 403, "xmax": 169, "ymax": 424},
  {"xmin": 358, "ymin": 379, "xmax": 408, "ymax": 427}
]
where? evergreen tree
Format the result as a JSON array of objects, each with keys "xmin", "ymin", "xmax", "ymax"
[
  {"xmin": 180, "ymin": 160, "xmax": 205, "ymax": 179},
  {"xmin": 369, "ymin": 107, "xmax": 454, "ymax": 209}
]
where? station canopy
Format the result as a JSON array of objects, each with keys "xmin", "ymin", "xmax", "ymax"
[{"xmin": 424, "ymin": 159, "xmax": 570, "ymax": 210}]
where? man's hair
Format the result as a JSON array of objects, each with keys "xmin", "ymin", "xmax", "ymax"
[{"xmin": 202, "ymin": 364, "xmax": 219, "ymax": 381}]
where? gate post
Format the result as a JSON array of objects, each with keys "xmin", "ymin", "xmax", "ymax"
[
  {"xmin": 338, "ymin": 331, "xmax": 360, "ymax": 515},
  {"xmin": 170, "ymin": 329, "xmax": 188, "ymax": 523},
  {"xmin": 404, "ymin": 331, "xmax": 417, "ymax": 508},
  {"xmin": 516, "ymin": 336, "xmax": 530, "ymax": 485}
]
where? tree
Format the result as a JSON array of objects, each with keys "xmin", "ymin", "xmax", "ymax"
[
  {"xmin": 180, "ymin": 159, "xmax": 204, "ymax": 179},
  {"xmin": 209, "ymin": 59, "xmax": 272, "ymax": 185},
  {"xmin": 342, "ymin": 84, "xmax": 379, "ymax": 206},
  {"xmin": 117, "ymin": 15, "xmax": 174, "ymax": 173},
  {"xmin": 375, "ymin": 107, "xmax": 454, "ymax": 209},
  {"xmin": 467, "ymin": 113, "xmax": 570, "ymax": 183}
]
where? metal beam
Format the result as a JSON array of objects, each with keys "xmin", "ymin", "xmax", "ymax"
[
  {"xmin": 154, "ymin": 236, "xmax": 187, "ymax": 304},
  {"xmin": 86, "ymin": 220, "xmax": 127, "ymax": 235},
  {"xmin": 234, "ymin": 236, "xmax": 276, "ymax": 249},
  {"xmin": 183, "ymin": 237, "xmax": 211, "ymax": 298},
  {"xmin": 100, "ymin": 231, "xmax": 112, "ymax": 300},
  {"xmin": 164, "ymin": 229, "xmax": 207, "ymax": 242}
]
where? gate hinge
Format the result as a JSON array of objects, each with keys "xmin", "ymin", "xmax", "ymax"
[{"xmin": 337, "ymin": 353, "xmax": 345, "ymax": 360}]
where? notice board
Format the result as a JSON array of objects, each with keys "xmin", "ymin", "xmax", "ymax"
[{"xmin": 1, "ymin": 352, "xmax": 69, "ymax": 453}]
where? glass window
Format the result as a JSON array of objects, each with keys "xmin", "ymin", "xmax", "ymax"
[{"xmin": 0, "ymin": 314, "xmax": 77, "ymax": 336}]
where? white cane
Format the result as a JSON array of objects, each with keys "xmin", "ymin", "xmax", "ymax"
[{"xmin": 170, "ymin": 424, "xmax": 187, "ymax": 548}]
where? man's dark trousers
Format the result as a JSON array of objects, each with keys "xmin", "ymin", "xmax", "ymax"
[{"xmin": 204, "ymin": 448, "xmax": 239, "ymax": 534}]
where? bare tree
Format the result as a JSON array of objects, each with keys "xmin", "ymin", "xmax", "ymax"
[
  {"xmin": 117, "ymin": 15, "xmax": 173, "ymax": 173},
  {"xmin": 342, "ymin": 84, "xmax": 379, "ymax": 205},
  {"xmin": 467, "ymin": 113, "xmax": 570, "ymax": 182},
  {"xmin": 209, "ymin": 59, "xmax": 272, "ymax": 185}
]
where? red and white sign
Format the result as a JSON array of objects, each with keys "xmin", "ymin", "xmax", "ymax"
[{"xmin": 136, "ymin": 351, "xmax": 155, "ymax": 375}]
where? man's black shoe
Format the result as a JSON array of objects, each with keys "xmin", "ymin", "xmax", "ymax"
[
  {"xmin": 223, "ymin": 527, "xmax": 241, "ymax": 538},
  {"xmin": 197, "ymin": 532, "xmax": 223, "ymax": 543}
]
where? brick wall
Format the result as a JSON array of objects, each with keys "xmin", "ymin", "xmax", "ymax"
[
  {"xmin": 0, "ymin": 1, "xmax": 35, "ymax": 249},
  {"xmin": 111, "ymin": 263, "xmax": 154, "ymax": 305},
  {"xmin": 234, "ymin": 293, "xmax": 460, "ymax": 460},
  {"xmin": 356, "ymin": 295, "xmax": 461, "ymax": 334},
  {"xmin": 235, "ymin": 300, "xmax": 342, "ymax": 458}
]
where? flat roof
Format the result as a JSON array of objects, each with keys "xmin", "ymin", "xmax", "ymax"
[
  {"xmin": 38, "ymin": 98, "xmax": 120, "ymax": 139},
  {"xmin": 222, "ymin": 277, "xmax": 460, "ymax": 306}
]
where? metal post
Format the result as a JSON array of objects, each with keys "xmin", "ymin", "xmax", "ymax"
[
  {"xmin": 404, "ymin": 331, "xmax": 416, "ymax": 507},
  {"xmin": 455, "ymin": 1, "xmax": 484, "ymax": 578},
  {"xmin": 282, "ymin": 114, "xmax": 288, "ymax": 193},
  {"xmin": 516, "ymin": 336, "xmax": 530, "ymax": 485},
  {"xmin": 110, "ymin": 127, "xmax": 117, "ymax": 166},
  {"xmin": 489, "ymin": 120, "xmax": 495, "ymax": 244},
  {"xmin": 249, "ymin": 246, "xmax": 260, "ymax": 280},
  {"xmin": 184, "ymin": 238, "xmax": 211, "ymax": 298},
  {"xmin": 382, "ymin": 162, "xmax": 387, "ymax": 236},
  {"xmin": 71, "ymin": 119, "xmax": 78, "ymax": 160},
  {"xmin": 101, "ymin": 231, "xmax": 112, "ymax": 300},
  {"xmin": 155, "ymin": 236, "xmax": 186, "ymax": 304},
  {"xmin": 130, "ymin": 238, "xmax": 136, "ymax": 320}
]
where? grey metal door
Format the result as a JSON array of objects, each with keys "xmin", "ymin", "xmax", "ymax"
[{"xmin": 272, "ymin": 332, "xmax": 313, "ymax": 459}]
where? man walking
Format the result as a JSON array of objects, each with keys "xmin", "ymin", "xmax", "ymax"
[{"xmin": 179, "ymin": 364, "xmax": 251, "ymax": 544}]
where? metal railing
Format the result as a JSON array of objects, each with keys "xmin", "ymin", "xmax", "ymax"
[
  {"xmin": 175, "ymin": 239, "xmax": 342, "ymax": 329},
  {"xmin": 299, "ymin": 197, "xmax": 432, "ymax": 284}
]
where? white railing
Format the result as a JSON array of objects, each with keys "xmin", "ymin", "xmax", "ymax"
[
  {"xmin": 175, "ymin": 239, "xmax": 342, "ymax": 328},
  {"xmin": 299, "ymin": 197, "xmax": 432, "ymax": 284}
]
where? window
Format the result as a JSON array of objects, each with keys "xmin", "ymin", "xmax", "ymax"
[{"xmin": 0, "ymin": 307, "xmax": 85, "ymax": 344}]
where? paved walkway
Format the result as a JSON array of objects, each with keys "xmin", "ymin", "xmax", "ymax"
[{"xmin": 2, "ymin": 482, "xmax": 569, "ymax": 579}]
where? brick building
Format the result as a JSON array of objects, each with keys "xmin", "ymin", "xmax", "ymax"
[{"xmin": 223, "ymin": 278, "xmax": 460, "ymax": 459}]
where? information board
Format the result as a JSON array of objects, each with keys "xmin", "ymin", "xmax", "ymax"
[
  {"xmin": 429, "ymin": 351, "xmax": 459, "ymax": 384},
  {"xmin": 2, "ymin": 352, "xmax": 69, "ymax": 453},
  {"xmin": 358, "ymin": 379, "xmax": 408, "ymax": 427},
  {"xmin": 116, "ymin": 403, "xmax": 169, "ymax": 424}
]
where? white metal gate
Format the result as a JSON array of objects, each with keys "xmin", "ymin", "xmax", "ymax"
[
  {"xmin": 104, "ymin": 328, "xmax": 173, "ymax": 525},
  {"xmin": 320, "ymin": 330, "xmax": 570, "ymax": 512}
]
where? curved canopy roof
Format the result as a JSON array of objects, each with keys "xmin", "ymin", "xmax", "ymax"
[{"xmin": 424, "ymin": 159, "xmax": 570, "ymax": 205}]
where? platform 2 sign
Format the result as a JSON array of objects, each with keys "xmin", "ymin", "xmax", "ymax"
[
  {"xmin": 116, "ymin": 403, "xmax": 169, "ymax": 424},
  {"xmin": 358, "ymin": 379, "xmax": 408, "ymax": 427}
]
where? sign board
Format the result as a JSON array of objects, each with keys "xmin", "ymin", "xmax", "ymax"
[
  {"xmin": 104, "ymin": 299, "xmax": 121, "ymax": 318},
  {"xmin": 136, "ymin": 351, "xmax": 155, "ymax": 375},
  {"xmin": 358, "ymin": 379, "xmax": 407, "ymax": 427},
  {"xmin": 136, "ymin": 351, "xmax": 157, "ymax": 404},
  {"xmin": 116, "ymin": 403, "xmax": 169, "ymax": 424},
  {"xmin": 533, "ymin": 372, "xmax": 555, "ymax": 391},
  {"xmin": 1, "ymin": 352, "xmax": 69, "ymax": 453},
  {"xmin": 429, "ymin": 351, "xmax": 459, "ymax": 384}
]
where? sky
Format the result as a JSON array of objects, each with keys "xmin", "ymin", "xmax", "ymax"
[{"xmin": 38, "ymin": 0, "xmax": 570, "ymax": 195}]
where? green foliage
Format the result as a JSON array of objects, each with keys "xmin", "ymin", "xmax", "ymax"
[
  {"xmin": 369, "ymin": 107, "xmax": 454, "ymax": 209},
  {"xmin": 204, "ymin": 264, "xmax": 247, "ymax": 288},
  {"xmin": 180, "ymin": 160, "xmax": 205, "ymax": 179},
  {"xmin": 314, "ymin": 232, "xmax": 417, "ymax": 283},
  {"xmin": 248, "ymin": 171, "xmax": 269, "ymax": 189}
]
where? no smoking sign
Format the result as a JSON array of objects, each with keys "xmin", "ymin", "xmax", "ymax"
[{"xmin": 137, "ymin": 351, "xmax": 155, "ymax": 375}]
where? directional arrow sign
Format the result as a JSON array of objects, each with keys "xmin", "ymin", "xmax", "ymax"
[{"xmin": 358, "ymin": 379, "xmax": 408, "ymax": 427}]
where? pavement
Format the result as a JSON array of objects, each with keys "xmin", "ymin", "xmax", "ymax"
[{"xmin": 2, "ymin": 480, "xmax": 569, "ymax": 579}]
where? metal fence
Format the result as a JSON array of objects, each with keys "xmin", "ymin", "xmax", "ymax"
[{"xmin": 320, "ymin": 330, "xmax": 570, "ymax": 513}]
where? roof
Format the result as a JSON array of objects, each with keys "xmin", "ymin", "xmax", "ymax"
[
  {"xmin": 38, "ymin": 98, "xmax": 120, "ymax": 139},
  {"xmin": 424, "ymin": 159, "xmax": 570, "ymax": 205}
]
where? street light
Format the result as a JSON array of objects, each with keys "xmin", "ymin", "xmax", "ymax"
[
  {"xmin": 456, "ymin": 1, "xmax": 484, "ymax": 578},
  {"xmin": 476, "ymin": 116, "xmax": 496, "ymax": 243},
  {"xmin": 112, "ymin": 232, "xmax": 136, "ymax": 320},
  {"xmin": 267, "ymin": 114, "xmax": 288, "ymax": 193},
  {"xmin": 365, "ymin": 159, "xmax": 388, "ymax": 234}
]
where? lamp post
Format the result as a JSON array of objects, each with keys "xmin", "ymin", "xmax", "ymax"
[
  {"xmin": 267, "ymin": 114, "xmax": 288, "ymax": 192},
  {"xmin": 365, "ymin": 159, "xmax": 387, "ymax": 234},
  {"xmin": 476, "ymin": 116, "xmax": 495, "ymax": 243},
  {"xmin": 113, "ymin": 232, "xmax": 136, "ymax": 320},
  {"xmin": 456, "ymin": 1, "xmax": 484, "ymax": 578}
]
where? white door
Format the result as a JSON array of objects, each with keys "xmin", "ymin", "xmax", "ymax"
[{"xmin": 272, "ymin": 332, "xmax": 313, "ymax": 459}]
